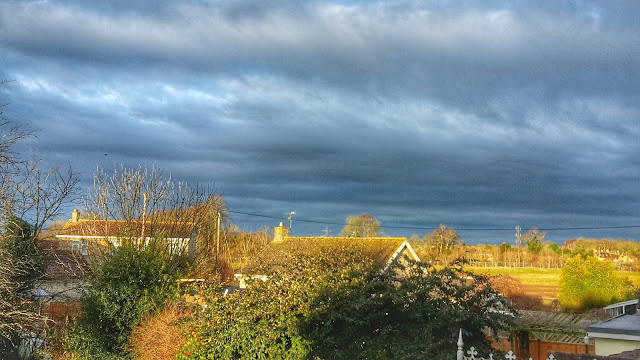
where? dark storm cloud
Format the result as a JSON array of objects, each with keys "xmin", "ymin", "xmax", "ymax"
[{"xmin": 1, "ymin": 0, "xmax": 640, "ymax": 242}]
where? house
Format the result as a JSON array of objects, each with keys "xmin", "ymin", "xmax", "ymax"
[
  {"xmin": 614, "ymin": 255, "xmax": 637, "ymax": 265},
  {"xmin": 235, "ymin": 223, "xmax": 420, "ymax": 288},
  {"xmin": 36, "ymin": 209, "xmax": 198, "ymax": 319},
  {"xmin": 596, "ymin": 252, "xmax": 619, "ymax": 262},
  {"xmin": 52, "ymin": 209, "xmax": 197, "ymax": 258},
  {"xmin": 35, "ymin": 248, "xmax": 89, "ymax": 320},
  {"xmin": 588, "ymin": 303, "xmax": 640, "ymax": 356}
]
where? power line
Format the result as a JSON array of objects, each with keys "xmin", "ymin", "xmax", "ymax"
[{"xmin": 227, "ymin": 210, "xmax": 640, "ymax": 232}]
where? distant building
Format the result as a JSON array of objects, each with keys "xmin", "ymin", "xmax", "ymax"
[
  {"xmin": 36, "ymin": 209, "xmax": 197, "ymax": 319},
  {"xmin": 51, "ymin": 209, "xmax": 197, "ymax": 257}
]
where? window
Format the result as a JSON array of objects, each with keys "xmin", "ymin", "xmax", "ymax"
[{"xmin": 72, "ymin": 239, "xmax": 89, "ymax": 255}]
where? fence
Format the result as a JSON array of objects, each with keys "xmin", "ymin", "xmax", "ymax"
[{"xmin": 456, "ymin": 329, "xmax": 597, "ymax": 360}]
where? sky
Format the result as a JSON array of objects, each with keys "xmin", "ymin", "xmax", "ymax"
[{"xmin": 1, "ymin": 0, "xmax": 639, "ymax": 244}]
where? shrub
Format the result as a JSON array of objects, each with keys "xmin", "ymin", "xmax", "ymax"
[
  {"xmin": 302, "ymin": 260, "xmax": 516, "ymax": 360},
  {"xmin": 179, "ymin": 248, "xmax": 375, "ymax": 359},
  {"xmin": 66, "ymin": 244, "xmax": 182, "ymax": 357},
  {"xmin": 129, "ymin": 305, "xmax": 193, "ymax": 360},
  {"xmin": 180, "ymin": 256, "xmax": 516, "ymax": 360},
  {"xmin": 559, "ymin": 255, "xmax": 637, "ymax": 312},
  {"xmin": 2, "ymin": 216, "xmax": 43, "ymax": 293}
]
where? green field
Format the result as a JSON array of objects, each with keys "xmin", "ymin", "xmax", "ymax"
[{"xmin": 466, "ymin": 267, "xmax": 640, "ymax": 299}]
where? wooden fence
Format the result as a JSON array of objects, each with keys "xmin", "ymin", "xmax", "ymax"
[{"xmin": 457, "ymin": 329, "xmax": 597, "ymax": 360}]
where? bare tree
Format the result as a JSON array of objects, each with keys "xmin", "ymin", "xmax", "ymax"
[
  {"xmin": 0, "ymin": 83, "xmax": 78, "ymax": 348},
  {"xmin": 423, "ymin": 224, "xmax": 462, "ymax": 263},
  {"xmin": 84, "ymin": 165, "xmax": 225, "ymax": 273}
]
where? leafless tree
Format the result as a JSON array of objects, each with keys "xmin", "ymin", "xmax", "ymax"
[
  {"xmin": 84, "ymin": 165, "xmax": 227, "ymax": 274},
  {"xmin": 0, "ymin": 82, "xmax": 78, "ymax": 346},
  {"xmin": 423, "ymin": 224, "xmax": 462, "ymax": 263}
]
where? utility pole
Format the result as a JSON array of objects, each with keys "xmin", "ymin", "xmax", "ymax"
[
  {"xmin": 140, "ymin": 192, "xmax": 147, "ymax": 250},
  {"xmin": 324, "ymin": 226, "xmax": 329, "ymax": 237},
  {"xmin": 516, "ymin": 225, "xmax": 521, "ymax": 267},
  {"xmin": 216, "ymin": 212, "xmax": 221, "ymax": 269}
]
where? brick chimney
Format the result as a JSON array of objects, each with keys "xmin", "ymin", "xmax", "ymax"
[
  {"xmin": 273, "ymin": 222, "xmax": 290, "ymax": 242},
  {"xmin": 71, "ymin": 209, "xmax": 80, "ymax": 223}
]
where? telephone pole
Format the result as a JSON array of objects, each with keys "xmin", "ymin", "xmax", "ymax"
[
  {"xmin": 516, "ymin": 225, "xmax": 521, "ymax": 267},
  {"xmin": 216, "ymin": 212, "xmax": 221, "ymax": 269}
]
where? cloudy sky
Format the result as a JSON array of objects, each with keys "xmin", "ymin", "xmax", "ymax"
[{"xmin": 1, "ymin": 0, "xmax": 639, "ymax": 244}]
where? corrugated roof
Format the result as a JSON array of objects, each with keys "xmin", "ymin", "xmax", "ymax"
[{"xmin": 241, "ymin": 236, "xmax": 411, "ymax": 274}]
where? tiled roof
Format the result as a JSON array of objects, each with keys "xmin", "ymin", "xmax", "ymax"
[
  {"xmin": 57, "ymin": 219, "xmax": 194, "ymax": 239},
  {"xmin": 242, "ymin": 236, "xmax": 411, "ymax": 274}
]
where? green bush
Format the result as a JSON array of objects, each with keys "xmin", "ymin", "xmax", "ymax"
[
  {"xmin": 2, "ymin": 216, "xmax": 43, "ymax": 294},
  {"xmin": 67, "ymin": 244, "xmax": 182, "ymax": 357},
  {"xmin": 179, "ymin": 248, "xmax": 374, "ymax": 359},
  {"xmin": 559, "ymin": 255, "xmax": 637, "ymax": 311},
  {"xmin": 180, "ymin": 256, "xmax": 515, "ymax": 360},
  {"xmin": 0, "ymin": 217, "xmax": 44, "ymax": 357},
  {"xmin": 302, "ymin": 260, "xmax": 515, "ymax": 360}
]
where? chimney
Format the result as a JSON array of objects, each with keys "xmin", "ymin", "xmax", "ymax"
[
  {"xmin": 273, "ymin": 222, "xmax": 290, "ymax": 242},
  {"xmin": 71, "ymin": 209, "xmax": 80, "ymax": 223}
]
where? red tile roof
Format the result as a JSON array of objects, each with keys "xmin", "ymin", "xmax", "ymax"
[{"xmin": 56, "ymin": 219, "xmax": 194, "ymax": 239}]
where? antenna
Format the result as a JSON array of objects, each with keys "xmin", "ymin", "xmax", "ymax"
[{"xmin": 288, "ymin": 211, "xmax": 296, "ymax": 229}]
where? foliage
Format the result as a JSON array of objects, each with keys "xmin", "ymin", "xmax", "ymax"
[
  {"xmin": 302, "ymin": 259, "xmax": 516, "ymax": 360},
  {"xmin": 180, "ymin": 255, "xmax": 515, "ymax": 360},
  {"xmin": 558, "ymin": 255, "xmax": 637, "ymax": 311},
  {"xmin": 1, "ymin": 217, "xmax": 43, "ymax": 294},
  {"xmin": 179, "ymin": 248, "xmax": 376, "ymax": 359},
  {"xmin": 129, "ymin": 305, "xmax": 193, "ymax": 360},
  {"xmin": 338, "ymin": 213, "xmax": 384, "ymax": 237},
  {"xmin": 522, "ymin": 227, "xmax": 545, "ymax": 254},
  {"xmin": 222, "ymin": 225, "xmax": 271, "ymax": 272},
  {"xmin": 66, "ymin": 244, "xmax": 182, "ymax": 357},
  {"xmin": 491, "ymin": 275, "xmax": 545, "ymax": 310},
  {"xmin": 0, "ymin": 217, "xmax": 45, "ymax": 357}
]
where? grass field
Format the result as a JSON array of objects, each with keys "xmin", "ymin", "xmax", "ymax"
[{"xmin": 466, "ymin": 266, "xmax": 640, "ymax": 299}]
